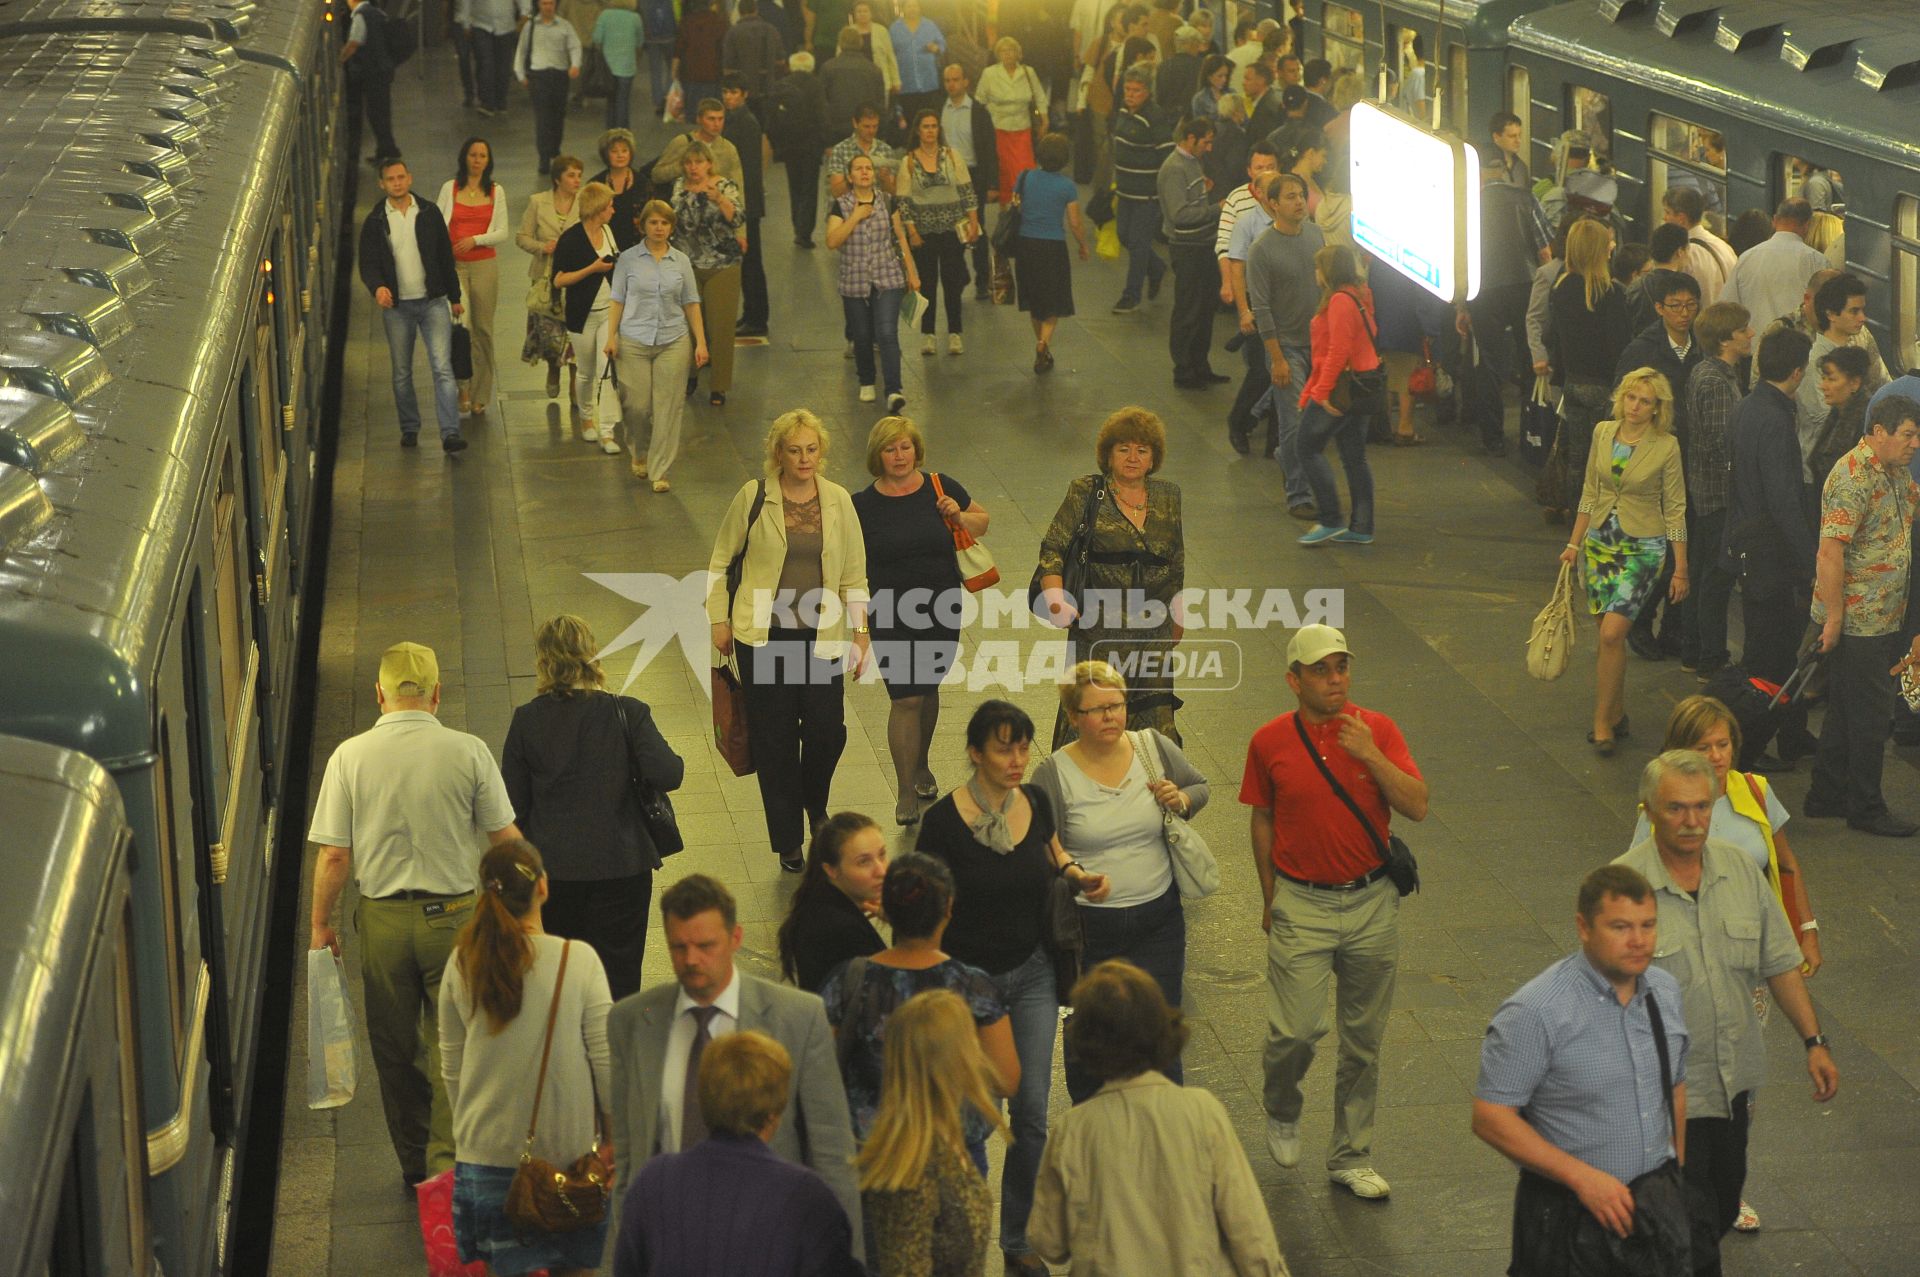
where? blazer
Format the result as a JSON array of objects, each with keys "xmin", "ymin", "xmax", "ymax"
[
  {"xmin": 606, "ymin": 973, "xmax": 863, "ymax": 1254},
  {"xmin": 1723, "ymin": 381, "xmax": 1816, "ymax": 597},
  {"xmin": 516, "ymin": 188, "xmax": 582, "ymax": 286},
  {"xmin": 357, "ymin": 197, "xmax": 462, "ymax": 303},
  {"xmin": 1579, "ymin": 419, "xmax": 1688, "ymax": 543},
  {"xmin": 704, "ymin": 477, "xmax": 871, "ymax": 658}
]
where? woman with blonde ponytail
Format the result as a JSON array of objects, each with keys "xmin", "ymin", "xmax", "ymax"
[
  {"xmin": 438, "ymin": 838, "xmax": 614, "ymax": 1276},
  {"xmin": 859, "ymin": 990, "xmax": 1007, "ymax": 1277}
]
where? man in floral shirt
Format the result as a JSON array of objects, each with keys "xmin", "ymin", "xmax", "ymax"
[{"xmin": 1807, "ymin": 393, "xmax": 1920, "ymax": 836}]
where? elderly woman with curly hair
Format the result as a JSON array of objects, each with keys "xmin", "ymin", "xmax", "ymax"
[
  {"xmin": 1034, "ymin": 406, "xmax": 1186, "ymax": 748},
  {"xmin": 1559, "ymin": 367, "xmax": 1688, "ymax": 755}
]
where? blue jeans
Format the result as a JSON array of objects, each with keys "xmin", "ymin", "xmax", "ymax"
[
  {"xmin": 1298, "ymin": 399, "xmax": 1376, "ymax": 534},
  {"xmin": 381, "ymin": 297, "xmax": 462, "ymax": 440},
  {"xmin": 1272, "ymin": 344, "xmax": 1313, "ymax": 505},
  {"xmin": 1065, "ymin": 884, "xmax": 1186, "ymax": 1102},
  {"xmin": 644, "ymin": 41, "xmax": 674, "ymax": 109},
  {"xmin": 989, "ymin": 947, "xmax": 1058, "ymax": 1256},
  {"xmin": 606, "ymin": 74, "xmax": 633, "ymax": 130},
  {"xmin": 842, "ymin": 287, "xmax": 903, "ymax": 395},
  {"xmin": 1114, "ymin": 198, "xmax": 1165, "ymax": 304}
]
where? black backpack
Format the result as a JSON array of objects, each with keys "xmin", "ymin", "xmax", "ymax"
[
  {"xmin": 368, "ymin": 1, "xmax": 417, "ymax": 66},
  {"xmin": 762, "ymin": 79, "xmax": 810, "ymax": 159}
]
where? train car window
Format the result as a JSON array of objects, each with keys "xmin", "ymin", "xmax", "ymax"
[
  {"xmin": 1388, "ymin": 27, "xmax": 1431, "ymax": 119},
  {"xmin": 1895, "ymin": 195, "xmax": 1919, "ymax": 372},
  {"xmin": 1507, "ymin": 66, "xmax": 1531, "ymax": 163},
  {"xmin": 1782, "ymin": 155, "xmax": 1846, "ymax": 216},
  {"xmin": 211, "ymin": 444, "xmax": 249, "ymax": 750},
  {"xmin": 1569, "ymin": 86, "xmax": 1612, "ymax": 159},
  {"xmin": 115, "ymin": 904, "xmax": 150, "ymax": 1268},
  {"xmin": 1649, "ymin": 115, "xmax": 1727, "ymax": 233},
  {"xmin": 1322, "ymin": 3, "xmax": 1365, "ymax": 75},
  {"xmin": 154, "ymin": 720, "xmax": 188, "ymax": 1053}
]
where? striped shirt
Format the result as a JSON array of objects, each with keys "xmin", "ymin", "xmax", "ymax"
[
  {"xmin": 1215, "ymin": 181, "xmax": 1260, "ymax": 258},
  {"xmin": 1112, "ymin": 103, "xmax": 1174, "ymax": 204},
  {"xmin": 1476, "ymin": 952, "xmax": 1688, "ymax": 1184}
]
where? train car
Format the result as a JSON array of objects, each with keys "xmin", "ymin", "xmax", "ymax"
[
  {"xmin": 0, "ymin": 0, "xmax": 347, "ymax": 1271},
  {"xmin": 1505, "ymin": 0, "xmax": 1920, "ymax": 370},
  {"xmin": 0, "ymin": 736, "xmax": 143, "ymax": 1277}
]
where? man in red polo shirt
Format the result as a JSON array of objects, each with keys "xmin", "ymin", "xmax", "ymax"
[{"xmin": 1239, "ymin": 623, "xmax": 1427, "ymax": 1200}]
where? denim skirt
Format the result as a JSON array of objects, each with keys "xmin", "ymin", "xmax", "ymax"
[{"xmin": 453, "ymin": 1161, "xmax": 610, "ymax": 1275}]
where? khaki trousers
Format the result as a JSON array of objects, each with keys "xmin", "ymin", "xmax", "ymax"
[
  {"xmin": 354, "ymin": 891, "xmax": 472, "ymax": 1177},
  {"xmin": 454, "ymin": 256, "xmax": 499, "ymax": 406},
  {"xmin": 694, "ymin": 263, "xmax": 741, "ymax": 393},
  {"xmin": 615, "ymin": 332, "xmax": 693, "ymax": 479},
  {"xmin": 1262, "ymin": 874, "xmax": 1400, "ymax": 1171}
]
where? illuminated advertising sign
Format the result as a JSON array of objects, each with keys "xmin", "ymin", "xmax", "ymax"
[{"xmin": 1350, "ymin": 102, "xmax": 1481, "ymax": 303}]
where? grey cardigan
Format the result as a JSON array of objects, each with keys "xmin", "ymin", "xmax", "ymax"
[{"xmin": 1028, "ymin": 729, "xmax": 1211, "ymax": 857}]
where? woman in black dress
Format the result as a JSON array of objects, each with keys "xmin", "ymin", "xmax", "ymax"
[
  {"xmin": 774, "ymin": 811, "xmax": 890, "ymax": 994},
  {"xmin": 852, "ymin": 415, "xmax": 991, "ymax": 827},
  {"xmin": 500, "ymin": 614, "xmax": 684, "ymax": 1000}
]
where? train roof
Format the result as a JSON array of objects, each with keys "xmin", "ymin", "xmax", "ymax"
[
  {"xmin": 0, "ymin": 0, "xmax": 331, "ymax": 80},
  {"xmin": 1510, "ymin": 0, "xmax": 1920, "ymax": 169},
  {"xmin": 1348, "ymin": 0, "xmax": 1559, "ymax": 46},
  {"xmin": 0, "ymin": 28, "xmax": 297, "ymax": 762},
  {"xmin": 0, "ymin": 735, "xmax": 130, "ymax": 1260}
]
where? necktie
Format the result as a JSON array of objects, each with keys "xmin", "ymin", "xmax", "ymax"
[{"xmin": 680, "ymin": 1005, "xmax": 721, "ymax": 1150}]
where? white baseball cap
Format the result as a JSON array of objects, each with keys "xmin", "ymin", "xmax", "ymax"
[{"xmin": 1286, "ymin": 624, "xmax": 1351, "ymax": 668}]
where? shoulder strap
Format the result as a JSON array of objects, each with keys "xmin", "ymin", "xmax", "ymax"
[
  {"xmin": 524, "ymin": 940, "xmax": 572, "ymax": 1148},
  {"xmin": 1338, "ymin": 287, "xmax": 1378, "ymax": 343},
  {"xmin": 1643, "ymin": 981, "xmax": 1678, "ymax": 1147},
  {"xmin": 928, "ymin": 471, "xmax": 946, "ymax": 502},
  {"xmin": 1290, "ymin": 714, "xmax": 1389, "ymax": 867},
  {"xmin": 1133, "ymin": 729, "xmax": 1160, "ymax": 784}
]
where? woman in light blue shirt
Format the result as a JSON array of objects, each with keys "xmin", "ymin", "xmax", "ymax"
[
  {"xmin": 591, "ymin": 0, "xmax": 644, "ymax": 130},
  {"xmin": 603, "ymin": 199, "xmax": 708, "ymax": 493}
]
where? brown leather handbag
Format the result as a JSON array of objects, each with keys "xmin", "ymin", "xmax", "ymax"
[{"xmin": 503, "ymin": 942, "xmax": 612, "ymax": 1234}]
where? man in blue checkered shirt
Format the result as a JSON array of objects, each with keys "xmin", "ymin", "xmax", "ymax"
[{"xmin": 1472, "ymin": 864, "xmax": 1693, "ymax": 1275}]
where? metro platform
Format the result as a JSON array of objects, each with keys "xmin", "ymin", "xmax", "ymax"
[{"xmin": 264, "ymin": 46, "xmax": 1920, "ymax": 1277}]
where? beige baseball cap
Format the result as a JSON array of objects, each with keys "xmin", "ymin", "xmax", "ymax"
[
  {"xmin": 378, "ymin": 641, "xmax": 440, "ymax": 696},
  {"xmin": 1286, "ymin": 624, "xmax": 1350, "ymax": 668}
]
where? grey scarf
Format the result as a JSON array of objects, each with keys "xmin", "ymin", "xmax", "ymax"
[{"xmin": 966, "ymin": 777, "xmax": 1019, "ymax": 854}]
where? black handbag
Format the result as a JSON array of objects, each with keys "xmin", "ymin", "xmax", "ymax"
[
  {"xmin": 1042, "ymin": 860, "xmax": 1086, "ymax": 1004},
  {"xmin": 1027, "ymin": 473, "xmax": 1107, "ymax": 623},
  {"xmin": 990, "ymin": 169, "xmax": 1027, "ymax": 254},
  {"xmin": 450, "ymin": 321, "xmax": 474, "ymax": 381},
  {"xmin": 1291, "ymin": 715, "xmax": 1419, "ymax": 896},
  {"xmin": 613, "ymin": 696, "xmax": 683, "ymax": 864},
  {"xmin": 1327, "ymin": 289, "xmax": 1388, "ymax": 418}
]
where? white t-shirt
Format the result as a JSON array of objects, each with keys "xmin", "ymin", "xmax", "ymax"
[
  {"xmin": 383, "ymin": 197, "xmax": 430, "ymax": 300},
  {"xmin": 1629, "ymin": 774, "xmax": 1788, "ymax": 874},
  {"xmin": 1055, "ymin": 752, "xmax": 1174, "ymax": 908}
]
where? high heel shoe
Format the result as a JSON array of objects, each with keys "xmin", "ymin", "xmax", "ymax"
[{"xmin": 894, "ymin": 795, "xmax": 921, "ymax": 826}]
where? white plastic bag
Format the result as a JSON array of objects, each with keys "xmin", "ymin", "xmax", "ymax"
[
  {"xmin": 663, "ymin": 78, "xmax": 684, "ymax": 123},
  {"xmin": 306, "ymin": 947, "xmax": 358, "ymax": 1109}
]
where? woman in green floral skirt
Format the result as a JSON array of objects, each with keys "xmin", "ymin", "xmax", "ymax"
[{"xmin": 1558, "ymin": 367, "xmax": 1689, "ymax": 755}]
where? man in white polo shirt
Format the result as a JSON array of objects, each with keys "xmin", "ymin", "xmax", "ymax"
[{"xmin": 308, "ymin": 641, "xmax": 520, "ymax": 1191}]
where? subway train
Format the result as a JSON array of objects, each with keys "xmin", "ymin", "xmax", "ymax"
[
  {"xmin": 0, "ymin": 0, "xmax": 349, "ymax": 1272},
  {"xmin": 1304, "ymin": 0, "xmax": 1920, "ymax": 369}
]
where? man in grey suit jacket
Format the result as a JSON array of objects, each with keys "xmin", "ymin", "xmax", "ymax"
[{"xmin": 607, "ymin": 874, "xmax": 863, "ymax": 1255}]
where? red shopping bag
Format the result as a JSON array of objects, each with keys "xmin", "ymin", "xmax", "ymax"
[{"xmin": 416, "ymin": 1171, "xmax": 552, "ymax": 1277}]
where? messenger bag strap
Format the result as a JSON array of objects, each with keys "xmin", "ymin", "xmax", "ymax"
[
  {"xmin": 1644, "ymin": 982, "xmax": 1678, "ymax": 1147},
  {"xmin": 523, "ymin": 939, "xmax": 573, "ymax": 1149},
  {"xmin": 1291, "ymin": 713, "xmax": 1390, "ymax": 871}
]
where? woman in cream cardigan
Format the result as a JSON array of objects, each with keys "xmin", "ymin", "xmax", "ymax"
[
  {"xmin": 1558, "ymin": 367, "xmax": 1688, "ymax": 755},
  {"xmin": 707, "ymin": 410, "xmax": 872, "ymax": 871}
]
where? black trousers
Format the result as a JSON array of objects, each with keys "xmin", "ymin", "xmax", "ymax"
[
  {"xmin": 1228, "ymin": 325, "xmax": 1272, "ymax": 444},
  {"xmin": 1684, "ymin": 508, "xmax": 1733, "ymax": 669},
  {"xmin": 1810, "ymin": 630, "xmax": 1902, "ymax": 820},
  {"xmin": 453, "ymin": 24, "xmax": 477, "ymax": 104},
  {"xmin": 911, "ymin": 230, "xmax": 968, "ymax": 334},
  {"xmin": 1168, "ymin": 242, "xmax": 1217, "ymax": 380},
  {"xmin": 528, "ymin": 68, "xmax": 570, "ymax": 175},
  {"xmin": 741, "ymin": 216, "xmax": 769, "ymax": 327},
  {"xmin": 1467, "ymin": 281, "xmax": 1531, "ymax": 446},
  {"xmin": 788, "ymin": 151, "xmax": 822, "ymax": 241},
  {"xmin": 968, "ymin": 174, "xmax": 992, "ymax": 286},
  {"xmin": 740, "ymin": 627, "xmax": 848, "ymax": 856},
  {"xmin": 543, "ymin": 872, "xmax": 653, "ymax": 1002},
  {"xmin": 350, "ymin": 69, "xmax": 400, "ymax": 160},
  {"xmin": 1683, "ymin": 1092, "xmax": 1750, "ymax": 1277},
  {"xmin": 1738, "ymin": 584, "xmax": 1815, "ymax": 753},
  {"xmin": 474, "ymin": 30, "xmax": 517, "ymax": 112},
  {"xmin": 1509, "ymin": 1161, "xmax": 1690, "ymax": 1277}
]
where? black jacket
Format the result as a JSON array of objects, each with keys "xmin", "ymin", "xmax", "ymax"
[
  {"xmin": 724, "ymin": 104, "xmax": 766, "ymax": 220},
  {"xmin": 357, "ymin": 196, "xmax": 462, "ymax": 304},
  {"xmin": 1616, "ymin": 322, "xmax": 1704, "ymax": 443},
  {"xmin": 552, "ymin": 222, "xmax": 616, "ymax": 334},
  {"xmin": 783, "ymin": 886, "xmax": 884, "ymax": 993},
  {"xmin": 1723, "ymin": 382, "xmax": 1816, "ymax": 597},
  {"xmin": 962, "ymin": 98, "xmax": 998, "ymax": 193}
]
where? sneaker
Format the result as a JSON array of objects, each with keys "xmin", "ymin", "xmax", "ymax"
[
  {"xmin": 948, "ymin": 333, "xmax": 964, "ymax": 355},
  {"xmin": 1733, "ymin": 1201, "xmax": 1760, "ymax": 1233},
  {"xmin": 844, "ymin": 341, "xmax": 856, "ymax": 359},
  {"xmin": 1111, "ymin": 297, "xmax": 1139, "ymax": 314},
  {"xmin": 1298, "ymin": 523, "xmax": 1344, "ymax": 546},
  {"xmin": 858, "ymin": 384, "xmax": 877, "ymax": 403},
  {"xmin": 887, "ymin": 392, "xmax": 907, "ymax": 413},
  {"xmin": 600, "ymin": 436, "xmax": 622, "ymax": 455},
  {"xmin": 442, "ymin": 433, "xmax": 468, "ymax": 453},
  {"xmin": 1265, "ymin": 1119, "xmax": 1301, "ymax": 1167},
  {"xmin": 1331, "ymin": 1168, "xmax": 1391, "ymax": 1199},
  {"xmin": 630, "ymin": 455, "xmax": 648, "ymax": 478},
  {"xmin": 1330, "ymin": 528, "xmax": 1375, "ymax": 544},
  {"xmin": 652, "ymin": 478, "xmax": 671, "ymax": 493},
  {"xmin": 921, "ymin": 334, "xmax": 936, "ymax": 356},
  {"xmin": 581, "ymin": 424, "xmax": 600, "ymax": 442}
]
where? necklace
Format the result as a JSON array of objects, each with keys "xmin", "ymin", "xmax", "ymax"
[{"xmin": 1114, "ymin": 486, "xmax": 1148, "ymax": 511}]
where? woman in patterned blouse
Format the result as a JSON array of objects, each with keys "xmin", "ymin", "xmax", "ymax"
[
  {"xmin": 897, "ymin": 110, "xmax": 980, "ymax": 357},
  {"xmin": 670, "ymin": 141, "xmax": 746, "ymax": 406}
]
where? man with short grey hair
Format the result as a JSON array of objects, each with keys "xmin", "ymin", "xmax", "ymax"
[
  {"xmin": 308, "ymin": 641, "xmax": 521, "ymax": 1192},
  {"xmin": 1616, "ymin": 750, "xmax": 1837, "ymax": 1277}
]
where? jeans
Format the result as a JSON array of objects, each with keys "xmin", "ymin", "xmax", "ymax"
[
  {"xmin": 1683, "ymin": 1092, "xmax": 1751, "ymax": 1277},
  {"xmin": 644, "ymin": 41, "xmax": 674, "ymax": 110},
  {"xmin": 988, "ymin": 947, "xmax": 1058, "ymax": 1256},
  {"xmin": 528, "ymin": 68, "xmax": 570, "ymax": 175},
  {"xmin": 1114, "ymin": 198, "xmax": 1165, "ymax": 303},
  {"xmin": 910, "ymin": 230, "xmax": 967, "ymax": 334},
  {"xmin": 1809, "ymin": 630, "xmax": 1903, "ymax": 822},
  {"xmin": 1684, "ymin": 508, "xmax": 1732, "ymax": 669},
  {"xmin": 1298, "ymin": 399, "xmax": 1376, "ymax": 534},
  {"xmin": 606, "ymin": 74, "xmax": 633, "ymax": 130},
  {"xmin": 1065, "ymin": 885, "xmax": 1186, "ymax": 1102},
  {"xmin": 843, "ymin": 287, "xmax": 904, "ymax": 395},
  {"xmin": 1273, "ymin": 344, "xmax": 1313, "ymax": 506},
  {"xmin": 739, "ymin": 627, "xmax": 848, "ymax": 856},
  {"xmin": 1168, "ymin": 242, "xmax": 1216, "ymax": 379},
  {"xmin": 381, "ymin": 297, "xmax": 462, "ymax": 440}
]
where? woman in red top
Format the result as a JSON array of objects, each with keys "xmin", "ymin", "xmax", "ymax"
[
  {"xmin": 1296, "ymin": 244, "xmax": 1381, "ymax": 547},
  {"xmin": 437, "ymin": 137, "xmax": 509, "ymax": 417}
]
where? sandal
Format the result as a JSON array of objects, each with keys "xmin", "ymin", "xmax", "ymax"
[{"xmin": 1391, "ymin": 433, "xmax": 1426, "ymax": 446}]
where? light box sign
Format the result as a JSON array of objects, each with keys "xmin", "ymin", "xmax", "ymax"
[{"xmin": 1350, "ymin": 102, "xmax": 1481, "ymax": 304}]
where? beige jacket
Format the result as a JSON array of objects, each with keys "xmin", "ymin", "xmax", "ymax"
[
  {"xmin": 516, "ymin": 189, "xmax": 581, "ymax": 282},
  {"xmin": 704, "ymin": 477, "xmax": 870, "ymax": 658},
  {"xmin": 1027, "ymin": 1072, "xmax": 1289, "ymax": 1276},
  {"xmin": 1578, "ymin": 419, "xmax": 1688, "ymax": 541}
]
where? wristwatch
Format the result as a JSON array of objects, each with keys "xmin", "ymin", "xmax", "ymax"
[{"xmin": 1804, "ymin": 1033, "xmax": 1829, "ymax": 1051}]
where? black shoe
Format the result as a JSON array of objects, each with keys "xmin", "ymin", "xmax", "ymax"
[
  {"xmin": 1749, "ymin": 754, "xmax": 1795, "ymax": 774},
  {"xmin": 735, "ymin": 323, "xmax": 768, "ymax": 337},
  {"xmin": 1225, "ymin": 331, "xmax": 1248, "ymax": 353},
  {"xmin": 974, "ymin": 285, "xmax": 991, "ymax": 301},
  {"xmin": 794, "ymin": 236, "xmax": 815, "ymax": 248},
  {"xmin": 779, "ymin": 850, "xmax": 805, "ymax": 873},
  {"xmin": 1659, "ymin": 628, "xmax": 1685, "ymax": 657},
  {"xmin": 1804, "ymin": 793, "xmax": 1846, "ymax": 818},
  {"xmin": 685, "ymin": 373, "xmax": 699, "ymax": 398},
  {"xmin": 1628, "ymin": 627, "xmax": 1665, "ymax": 661},
  {"xmin": 1173, "ymin": 375, "xmax": 1208, "ymax": 389},
  {"xmin": 1287, "ymin": 503, "xmax": 1318, "ymax": 521},
  {"xmin": 402, "ymin": 1172, "xmax": 426, "ymax": 1198},
  {"xmin": 1229, "ymin": 429, "xmax": 1251, "ymax": 455},
  {"xmin": 1204, "ymin": 370, "xmax": 1233, "ymax": 384},
  {"xmin": 400, "ymin": 433, "xmax": 419, "ymax": 448},
  {"xmin": 1849, "ymin": 812, "xmax": 1920, "ymax": 837},
  {"xmin": 441, "ymin": 433, "xmax": 468, "ymax": 453}
]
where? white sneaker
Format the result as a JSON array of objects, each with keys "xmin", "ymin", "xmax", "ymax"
[
  {"xmin": 844, "ymin": 340, "xmax": 855, "ymax": 359},
  {"xmin": 858, "ymin": 384, "xmax": 877, "ymax": 403},
  {"xmin": 1266, "ymin": 1119, "xmax": 1301, "ymax": 1168},
  {"xmin": 887, "ymin": 392, "xmax": 907, "ymax": 413},
  {"xmin": 581, "ymin": 424, "xmax": 600, "ymax": 442},
  {"xmin": 600, "ymin": 436, "xmax": 622, "ymax": 455},
  {"xmin": 948, "ymin": 333, "xmax": 964, "ymax": 355},
  {"xmin": 921, "ymin": 334, "xmax": 936, "ymax": 356},
  {"xmin": 1330, "ymin": 1168, "xmax": 1391, "ymax": 1199}
]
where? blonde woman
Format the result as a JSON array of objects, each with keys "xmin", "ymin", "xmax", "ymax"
[
  {"xmin": 860, "ymin": 990, "xmax": 1007, "ymax": 1277},
  {"xmin": 977, "ymin": 36, "xmax": 1046, "ymax": 203},
  {"xmin": 1558, "ymin": 369, "xmax": 1688, "ymax": 754},
  {"xmin": 603, "ymin": 199, "xmax": 708, "ymax": 491},
  {"xmin": 550, "ymin": 181, "xmax": 622, "ymax": 450},
  {"xmin": 437, "ymin": 137, "xmax": 508, "ymax": 417},
  {"xmin": 500, "ymin": 615, "xmax": 684, "ymax": 999},
  {"xmin": 706, "ymin": 411, "xmax": 872, "ymax": 871},
  {"xmin": 516, "ymin": 153, "xmax": 584, "ymax": 398},
  {"xmin": 1548, "ymin": 218, "xmax": 1631, "ymax": 516}
]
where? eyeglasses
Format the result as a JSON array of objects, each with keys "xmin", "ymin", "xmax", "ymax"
[
  {"xmin": 1658, "ymin": 298, "xmax": 1700, "ymax": 312},
  {"xmin": 1075, "ymin": 701, "xmax": 1127, "ymax": 718}
]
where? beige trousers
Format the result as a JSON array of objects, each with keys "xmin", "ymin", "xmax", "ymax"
[
  {"xmin": 694, "ymin": 263, "xmax": 741, "ymax": 393},
  {"xmin": 615, "ymin": 331, "xmax": 693, "ymax": 479},
  {"xmin": 454, "ymin": 256, "xmax": 499, "ymax": 406}
]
